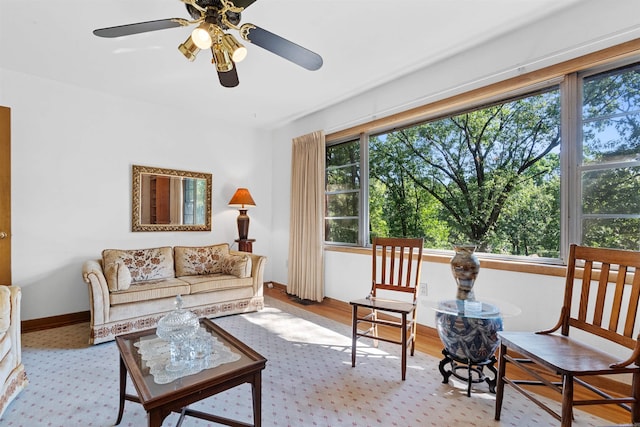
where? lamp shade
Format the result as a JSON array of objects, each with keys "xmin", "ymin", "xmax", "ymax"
[{"xmin": 228, "ymin": 188, "xmax": 256, "ymax": 208}]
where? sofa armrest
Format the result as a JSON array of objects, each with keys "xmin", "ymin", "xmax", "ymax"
[
  {"xmin": 0, "ymin": 287, "xmax": 10, "ymax": 335},
  {"xmin": 9, "ymin": 286, "xmax": 21, "ymax": 365},
  {"xmin": 82, "ymin": 259, "xmax": 110, "ymax": 326},
  {"xmin": 230, "ymin": 251, "xmax": 266, "ymax": 297},
  {"xmin": 0, "ymin": 286, "xmax": 22, "ymax": 366}
]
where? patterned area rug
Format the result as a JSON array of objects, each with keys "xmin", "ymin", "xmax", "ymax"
[{"xmin": 2, "ymin": 296, "xmax": 609, "ymax": 426}]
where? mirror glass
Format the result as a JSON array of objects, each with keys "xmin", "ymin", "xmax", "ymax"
[{"xmin": 132, "ymin": 165, "xmax": 212, "ymax": 232}]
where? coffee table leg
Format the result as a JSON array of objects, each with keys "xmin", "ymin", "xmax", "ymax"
[
  {"xmin": 147, "ymin": 407, "xmax": 174, "ymax": 427},
  {"xmin": 115, "ymin": 355, "xmax": 126, "ymax": 425},
  {"xmin": 252, "ymin": 372, "xmax": 262, "ymax": 427},
  {"xmin": 148, "ymin": 409, "xmax": 164, "ymax": 427}
]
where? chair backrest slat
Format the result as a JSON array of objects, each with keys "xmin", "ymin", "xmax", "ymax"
[
  {"xmin": 624, "ymin": 272, "xmax": 640, "ymax": 338},
  {"xmin": 379, "ymin": 243, "xmax": 388, "ymax": 285},
  {"xmin": 371, "ymin": 237, "xmax": 424, "ymax": 299},
  {"xmin": 404, "ymin": 248, "xmax": 413, "ymax": 287},
  {"xmin": 578, "ymin": 259, "xmax": 594, "ymax": 323},
  {"xmin": 563, "ymin": 244, "xmax": 640, "ymax": 350},
  {"xmin": 592, "ymin": 262, "xmax": 610, "ymax": 327},
  {"xmin": 609, "ymin": 265, "xmax": 627, "ymax": 333}
]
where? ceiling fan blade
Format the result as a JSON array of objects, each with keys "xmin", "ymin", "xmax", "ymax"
[
  {"xmin": 242, "ymin": 25, "xmax": 323, "ymax": 71},
  {"xmin": 93, "ymin": 19, "xmax": 186, "ymax": 38},
  {"xmin": 229, "ymin": 0, "xmax": 258, "ymax": 8},
  {"xmin": 218, "ymin": 66, "xmax": 239, "ymax": 88}
]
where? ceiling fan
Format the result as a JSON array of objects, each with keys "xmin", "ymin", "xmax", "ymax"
[{"xmin": 93, "ymin": 0, "xmax": 323, "ymax": 88}]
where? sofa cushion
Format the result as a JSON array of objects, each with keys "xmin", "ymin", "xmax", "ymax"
[
  {"xmin": 102, "ymin": 247, "xmax": 174, "ymax": 286},
  {"xmin": 109, "ymin": 277, "xmax": 191, "ymax": 305},
  {"xmin": 221, "ymin": 254, "xmax": 252, "ymax": 278},
  {"xmin": 178, "ymin": 274, "xmax": 253, "ymax": 294},
  {"xmin": 104, "ymin": 260, "xmax": 132, "ymax": 291},
  {"xmin": 174, "ymin": 244, "xmax": 229, "ymax": 276}
]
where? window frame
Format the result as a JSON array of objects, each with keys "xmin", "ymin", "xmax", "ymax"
[
  {"xmin": 324, "ymin": 136, "xmax": 367, "ymax": 246},
  {"xmin": 324, "ymin": 42, "xmax": 640, "ymax": 264},
  {"xmin": 574, "ymin": 59, "xmax": 640, "ymax": 253}
]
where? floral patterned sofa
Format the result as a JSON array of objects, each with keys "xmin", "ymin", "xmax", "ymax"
[{"xmin": 81, "ymin": 243, "xmax": 266, "ymax": 344}]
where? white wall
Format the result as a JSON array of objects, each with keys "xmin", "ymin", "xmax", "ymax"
[
  {"xmin": 1, "ymin": 69, "xmax": 273, "ymax": 321},
  {"xmin": 270, "ymin": 0, "xmax": 640, "ymax": 344},
  {"xmin": 323, "ymin": 250, "xmax": 561, "ymax": 331}
]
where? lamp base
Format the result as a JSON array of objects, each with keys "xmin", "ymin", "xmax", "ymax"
[{"xmin": 237, "ymin": 209, "xmax": 250, "ymax": 240}]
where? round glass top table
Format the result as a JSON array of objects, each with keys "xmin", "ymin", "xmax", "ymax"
[{"xmin": 434, "ymin": 299, "xmax": 504, "ymax": 396}]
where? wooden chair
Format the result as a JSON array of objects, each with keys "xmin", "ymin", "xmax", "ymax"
[
  {"xmin": 495, "ymin": 244, "xmax": 640, "ymax": 426},
  {"xmin": 350, "ymin": 237, "xmax": 424, "ymax": 380}
]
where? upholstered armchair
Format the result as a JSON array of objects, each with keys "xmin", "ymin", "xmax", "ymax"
[{"xmin": 0, "ymin": 286, "xmax": 27, "ymax": 419}]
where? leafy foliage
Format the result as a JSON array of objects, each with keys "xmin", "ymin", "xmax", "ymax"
[{"xmin": 370, "ymin": 89, "xmax": 561, "ymax": 254}]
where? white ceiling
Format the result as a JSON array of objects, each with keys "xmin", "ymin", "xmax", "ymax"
[{"xmin": 0, "ymin": 0, "xmax": 587, "ymax": 129}]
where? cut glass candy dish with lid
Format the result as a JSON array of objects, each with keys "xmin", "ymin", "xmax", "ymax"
[
  {"xmin": 157, "ymin": 295, "xmax": 200, "ymax": 342},
  {"xmin": 156, "ymin": 295, "xmax": 200, "ymax": 371}
]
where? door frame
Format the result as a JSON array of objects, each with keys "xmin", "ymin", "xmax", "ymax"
[{"xmin": 0, "ymin": 106, "xmax": 11, "ymax": 285}]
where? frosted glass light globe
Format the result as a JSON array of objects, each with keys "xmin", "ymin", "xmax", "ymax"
[{"xmin": 191, "ymin": 26, "xmax": 213, "ymax": 49}]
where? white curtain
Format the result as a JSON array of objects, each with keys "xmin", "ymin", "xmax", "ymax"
[{"xmin": 287, "ymin": 130, "xmax": 325, "ymax": 302}]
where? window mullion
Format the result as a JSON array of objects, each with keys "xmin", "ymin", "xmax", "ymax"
[
  {"xmin": 562, "ymin": 72, "xmax": 580, "ymax": 261},
  {"xmin": 360, "ymin": 133, "xmax": 370, "ymax": 247}
]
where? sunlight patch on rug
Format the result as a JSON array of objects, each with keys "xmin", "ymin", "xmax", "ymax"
[{"xmin": 242, "ymin": 306, "xmax": 394, "ymax": 358}]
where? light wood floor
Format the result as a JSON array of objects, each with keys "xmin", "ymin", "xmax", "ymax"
[{"xmin": 265, "ymin": 284, "xmax": 629, "ymax": 425}]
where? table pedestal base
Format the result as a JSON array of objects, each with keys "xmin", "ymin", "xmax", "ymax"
[{"xmin": 438, "ymin": 349, "xmax": 497, "ymax": 397}]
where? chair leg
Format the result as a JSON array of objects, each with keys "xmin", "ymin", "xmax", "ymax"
[
  {"xmin": 401, "ymin": 313, "xmax": 407, "ymax": 380},
  {"xmin": 633, "ymin": 371, "xmax": 640, "ymax": 423},
  {"xmin": 561, "ymin": 375, "xmax": 574, "ymax": 427},
  {"xmin": 351, "ymin": 305, "xmax": 358, "ymax": 368},
  {"xmin": 371, "ymin": 309, "xmax": 379, "ymax": 347},
  {"xmin": 410, "ymin": 314, "xmax": 417, "ymax": 356},
  {"xmin": 494, "ymin": 343, "xmax": 507, "ymax": 420}
]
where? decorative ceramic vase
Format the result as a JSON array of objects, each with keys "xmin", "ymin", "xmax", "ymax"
[{"xmin": 451, "ymin": 245, "xmax": 480, "ymax": 301}]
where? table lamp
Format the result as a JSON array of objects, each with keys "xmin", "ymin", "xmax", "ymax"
[{"xmin": 228, "ymin": 188, "xmax": 256, "ymax": 240}]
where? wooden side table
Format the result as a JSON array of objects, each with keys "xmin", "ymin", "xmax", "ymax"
[{"xmin": 235, "ymin": 239, "xmax": 256, "ymax": 253}]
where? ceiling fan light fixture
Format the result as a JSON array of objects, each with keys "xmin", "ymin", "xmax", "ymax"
[
  {"xmin": 221, "ymin": 33, "xmax": 247, "ymax": 63},
  {"xmin": 191, "ymin": 23, "xmax": 214, "ymax": 49},
  {"xmin": 212, "ymin": 45, "xmax": 234, "ymax": 73},
  {"xmin": 178, "ymin": 36, "xmax": 200, "ymax": 61},
  {"xmin": 94, "ymin": 0, "xmax": 324, "ymax": 88}
]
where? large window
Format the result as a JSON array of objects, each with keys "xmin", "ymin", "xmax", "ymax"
[{"xmin": 325, "ymin": 59, "xmax": 640, "ymax": 259}]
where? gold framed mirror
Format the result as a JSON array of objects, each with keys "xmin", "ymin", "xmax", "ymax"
[{"xmin": 132, "ymin": 165, "xmax": 212, "ymax": 232}]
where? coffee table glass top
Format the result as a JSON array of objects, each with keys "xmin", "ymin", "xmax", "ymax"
[{"xmin": 116, "ymin": 318, "xmax": 266, "ymax": 407}]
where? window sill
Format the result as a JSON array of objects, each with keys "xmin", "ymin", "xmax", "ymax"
[{"xmin": 324, "ymin": 245, "xmax": 567, "ymax": 278}]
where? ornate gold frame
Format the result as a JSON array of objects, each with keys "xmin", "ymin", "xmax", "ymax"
[{"xmin": 132, "ymin": 164, "xmax": 212, "ymax": 232}]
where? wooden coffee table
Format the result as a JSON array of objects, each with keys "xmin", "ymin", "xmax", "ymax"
[{"xmin": 114, "ymin": 318, "xmax": 267, "ymax": 427}]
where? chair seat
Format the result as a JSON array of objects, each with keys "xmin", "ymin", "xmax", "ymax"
[
  {"xmin": 350, "ymin": 297, "xmax": 416, "ymax": 314},
  {"xmin": 499, "ymin": 331, "xmax": 639, "ymax": 375}
]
